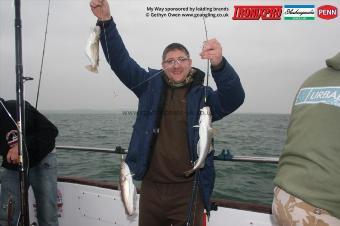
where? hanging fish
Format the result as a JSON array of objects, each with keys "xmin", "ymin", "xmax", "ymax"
[
  {"xmin": 85, "ymin": 26, "xmax": 101, "ymax": 73},
  {"xmin": 184, "ymin": 106, "xmax": 215, "ymax": 177},
  {"xmin": 119, "ymin": 160, "xmax": 137, "ymax": 216}
]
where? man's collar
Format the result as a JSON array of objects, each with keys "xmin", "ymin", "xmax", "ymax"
[{"xmin": 164, "ymin": 68, "xmax": 196, "ymax": 88}]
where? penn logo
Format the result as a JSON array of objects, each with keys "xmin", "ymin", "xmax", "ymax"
[
  {"xmin": 233, "ymin": 6, "xmax": 282, "ymax": 20},
  {"xmin": 318, "ymin": 5, "xmax": 337, "ymax": 20}
]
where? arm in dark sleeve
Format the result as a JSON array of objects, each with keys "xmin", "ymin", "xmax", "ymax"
[
  {"xmin": 97, "ymin": 18, "xmax": 151, "ymax": 97},
  {"xmin": 0, "ymin": 99, "xmax": 14, "ymax": 158},
  {"xmin": 207, "ymin": 57, "xmax": 245, "ymax": 121},
  {"xmin": 0, "ymin": 135, "xmax": 8, "ymax": 157},
  {"xmin": 24, "ymin": 102, "xmax": 58, "ymax": 159},
  {"xmin": 0, "ymin": 130, "xmax": 11, "ymax": 169}
]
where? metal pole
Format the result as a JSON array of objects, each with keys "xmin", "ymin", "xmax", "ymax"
[{"xmin": 14, "ymin": 0, "xmax": 30, "ymax": 225}]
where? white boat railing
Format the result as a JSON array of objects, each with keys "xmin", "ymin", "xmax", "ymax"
[
  {"xmin": 56, "ymin": 145, "xmax": 279, "ymax": 164},
  {"xmin": 1, "ymin": 146, "xmax": 277, "ymax": 225}
]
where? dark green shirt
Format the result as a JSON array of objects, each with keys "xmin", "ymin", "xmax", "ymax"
[
  {"xmin": 145, "ymin": 86, "xmax": 193, "ymax": 183},
  {"xmin": 274, "ymin": 53, "xmax": 340, "ymax": 218}
]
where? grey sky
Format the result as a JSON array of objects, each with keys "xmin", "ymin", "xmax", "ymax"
[{"xmin": 1, "ymin": 0, "xmax": 339, "ymax": 113}]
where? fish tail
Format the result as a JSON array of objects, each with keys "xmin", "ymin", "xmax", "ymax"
[
  {"xmin": 85, "ymin": 65, "xmax": 98, "ymax": 73},
  {"xmin": 184, "ymin": 168, "xmax": 196, "ymax": 177}
]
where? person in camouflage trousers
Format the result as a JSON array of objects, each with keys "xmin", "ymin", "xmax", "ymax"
[{"xmin": 272, "ymin": 52, "xmax": 340, "ymax": 226}]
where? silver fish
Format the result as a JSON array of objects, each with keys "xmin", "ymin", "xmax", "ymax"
[
  {"xmin": 119, "ymin": 160, "xmax": 137, "ymax": 216},
  {"xmin": 184, "ymin": 106, "xmax": 214, "ymax": 177},
  {"xmin": 85, "ymin": 26, "xmax": 101, "ymax": 73}
]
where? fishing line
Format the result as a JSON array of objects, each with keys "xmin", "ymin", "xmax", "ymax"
[
  {"xmin": 35, "ymin": 0, "xmax": 51, "ymax": 109},
  {"xmin": 191, "ymin": 184, "xmax": 199, "ymax": 226},
  {"xmin": 130, "ymin": 68, "xmax": 167, "ymax": 90},
  {"xmin": 102, "ymin": 21, "xmax": 168, "ymax": 92},
  {"xmin": 100, "ymin": 2, "xmax": 127, "ymax": 163},
  {"xmin": 98, "ymin": 0, "xmax": 113, "ymax": 75},
  {"xmin": 95, "ymin": 2, "xmax": 117, "ymax": 152},
  {"xmin": 116, "ymin": 109, "xmax": 124, "ymax": 161},
  {"xmin": 101, "ymin": 20, "xmax": 111, "ymax": 70},
  {"xmin": 203, "ymin": 17, "xmax": 210, "ymax": 105},
  {"xmin": 0, "ymin": 101, "xmax": 18, "ymax": 128},
  {"xmin": 186, "ymin": 171, "xmax": 199, "ymax": 226},
  {"xmin": 186, "ymin": 17, "xmax": 211, "ymax": 226},
  {"xmin": 99, "ymin": 2, "xmax": 168, "ymax": 91},
  {"xmin": 97, "ymin": 2, "xmax": 128, "ymax": 166}
]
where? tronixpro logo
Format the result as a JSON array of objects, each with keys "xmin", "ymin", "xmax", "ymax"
[
  {"xmin": 318, "ymin": 5, "xmax": 338, "ymax": 20},
  {"xmin": 232, "ymin": 6, "xmax": 282, "ymax": 20}
]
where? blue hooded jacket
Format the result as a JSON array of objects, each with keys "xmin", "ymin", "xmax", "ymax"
[{"xmin": 97, "ymin": 18, "xmax": 245, "ymax": 211}]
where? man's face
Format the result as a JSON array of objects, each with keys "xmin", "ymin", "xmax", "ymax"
[{"xmin": 162, "ymin": 49, "xmax": 192, "ymax": 83}]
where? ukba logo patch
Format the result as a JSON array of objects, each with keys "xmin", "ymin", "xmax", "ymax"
[{"xmin": 295, "ymin": 86, "xmax": 340, "ymax": 108}]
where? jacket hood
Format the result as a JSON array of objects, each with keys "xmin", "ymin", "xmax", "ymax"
[
  {"xmin": 326, "ymin": 52, "xmax": 340, "ymax": 71},
  {"xmin": 191, "ymin": 67, "xmax": 205, "ymax": 86}
]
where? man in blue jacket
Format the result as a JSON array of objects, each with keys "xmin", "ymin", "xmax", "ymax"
[{"xmin": 90, "ymin": 1, "xmax": 245, "ymax": 225}]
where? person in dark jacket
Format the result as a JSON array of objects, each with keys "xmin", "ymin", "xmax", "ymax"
[
  {"xmin": 90, "ymin": 1, "xmax": 245, "ymax": 225},
  {"xmin": 0, "ymin": 98, "xmax": 59, "ymax": 226}
]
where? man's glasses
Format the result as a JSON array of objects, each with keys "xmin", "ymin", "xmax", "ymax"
[{"xmin": 163, "ymin": 57, "xmax": 190, "ymax": 67}]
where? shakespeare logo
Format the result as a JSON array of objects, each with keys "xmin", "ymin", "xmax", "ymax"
[
  {"xmin": 284, "ymin": 5, "xmax": 315, "ymax": 20},
  {"xmin": 318, "ymin": 5, "xmax": 338, "ymax": 20},
  {"xmin": 232, "ymin": 6, "xmax": 282, "ymax": 20}
]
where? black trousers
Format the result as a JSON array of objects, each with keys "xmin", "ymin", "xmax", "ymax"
[{"xmin": 139, "ymin": 180, "xmax": 204, "ymax": 226}]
